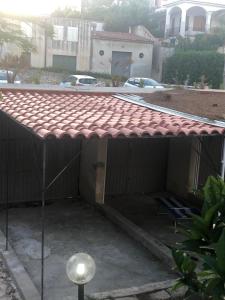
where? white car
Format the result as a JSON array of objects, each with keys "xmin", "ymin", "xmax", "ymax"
[
  {"xmin": 60, "ymin": 75, "xmax": 98, "ymax": 87},
  {"xmin": 124, "ymin": 78, "xmax": 165, "ymax": 89},
  {"xmin": 0, "ymin": 70, "xmax": 21, "ymax": 84}
]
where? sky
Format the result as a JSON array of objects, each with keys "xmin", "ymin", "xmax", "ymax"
[{"xmin": 0, "ymin": 0, "xmax": 81, "ymax": 16}]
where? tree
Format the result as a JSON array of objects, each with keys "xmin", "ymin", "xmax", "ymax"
[
  {"xmin": 212, "ymin": 10, "xmax": 225, "ymax": 88},
  {"xmin": 0, "ymin": 13, "xmax": 53, "ymax": 83},
  {"xmin": 148, "ymin": 10, "xmax": 166, "ymax": 38},
  {"xmin": 163, "ymin": 28, "xmax": 225, "ymax": 89},
  {"xmin": 103, "ymin": 0, "xmax": 151, "ymax": 32},
  {"xmin": 0, "ymin": 54, "xmax": 30, "ymax": 83},
  {"xmin": 176, "ymin": 33, "xmax": 225, "ymax": 52},
  {"xmin": 51, "ymin": 0, "xmax": 156, "ymax": 34},
  {"xmin": 0, "ymin": 13, "xmax": 34, "ymax": 54},
  {"xmin": 52, "ymin": 0, "xmax": 164, "ymax": 37},
  {"xmin": 51, "ymin": 7, "xmax": 81, "ymax": 18},
  {"xmin": 84, "ymin": 0, "xmax": 114, "ymax": 20},
  {"xmin": 51, "ymin": 0, "xmax": 114, "ymax": 20},
  {"xmin": 163, "ymin": 51, "xmax": 224, "ymax": 89}
]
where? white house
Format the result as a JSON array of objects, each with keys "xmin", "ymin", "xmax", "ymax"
[{"xmin": 161, "ymin": 0, "xmax": 225, "ymax": 37}]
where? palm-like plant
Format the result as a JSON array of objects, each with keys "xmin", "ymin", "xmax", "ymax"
[{"xmin": 0, "ymin": 12, "xmax": 53, "ymax": 82}]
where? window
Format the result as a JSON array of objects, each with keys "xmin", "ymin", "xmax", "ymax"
[
  {"xmin": 68, "ymin": 76, "xmax": 77, "ymax": 84},
  {"xmin": 0, "ymin": 72, "xmax": 7, "ymax": 80},
  {"xmin": 67, "ymin": 27, "xmax": 78, "ymax": 42},
  {"xmin": 53, "ymin": 25, "xmax": 64, "ymax": 40},
  {"xmin": 21, "ymin": 22, "xmax": 32, "ymax": 38},
  {"xmin": 79, "ymin": 78, "xmax": 97, "ymax": 84},
  {"xmin": 62, "ymin": 76, "xmax": 77, "ymax": 85},
  {"xmin": 134, "ymin": 79, "xmax": 140, "ymax": 86},
  {"xmin": 128, "ymin": 79, "xmax": 134, "ymax": 85},
  {"xmin": 193, "ymin": 16, "xmax": 206, "ymax": 32},
  {"xmin": 143, "ymin": 79, "xmax": 159, "ymax": 86}
]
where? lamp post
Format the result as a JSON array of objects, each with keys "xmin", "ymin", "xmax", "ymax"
[{"xmin": 66, "ymin": 253, "xmax": 96, "ymax": 300}]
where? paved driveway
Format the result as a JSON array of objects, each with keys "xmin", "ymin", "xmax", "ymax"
[{"xmin": 0, "ymin": 199, "xmax": 175, "ymax": 300}]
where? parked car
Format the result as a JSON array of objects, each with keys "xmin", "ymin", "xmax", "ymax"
[
  {"xmin": 124, "ymin": 78, "xmax": 165, "ymax": 89},
  {"xmin": 0, "ymin": 70, "xmax": 21, "ymax": 84},
  {"xmin": 60, "ymin": 75, "xmax": 98, "ymax": 87}
]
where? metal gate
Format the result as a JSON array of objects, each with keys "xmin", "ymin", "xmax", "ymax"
[
  {"xmin": 198, "ymin": 136, "xmax": 223, "ymax": 187},
  {"xmin": 106, "ymin": 139, "xmax": 169, "ymax": 195},
  {"xmin": 111, "ymin": 51, "xmax": 132, "ymax": 78},
  {"xmin": 0, "ymin": 113, "xmax": 81, "ymax": 204}
]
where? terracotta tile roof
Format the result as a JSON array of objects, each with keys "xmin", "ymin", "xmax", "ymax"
[
  {"xmin": 92, "ymin": 31, "xmax": 152, "ymax": 43},
  {"xmin": 0, "ymin": 89, "xmax": 225, "ymax": 139}
]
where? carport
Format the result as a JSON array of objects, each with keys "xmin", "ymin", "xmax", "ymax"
[{"xmin": 0, "ymin": 86, "xmax": 225, "ymax": 300}]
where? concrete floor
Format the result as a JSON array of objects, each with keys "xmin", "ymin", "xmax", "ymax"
[
  {"xmin": 106, "ymin": 194, "xmax": 187, "ymax": 247},
  {"xmin": 0, "ymin": 199, "xmax": 175, "ymax": 300}
]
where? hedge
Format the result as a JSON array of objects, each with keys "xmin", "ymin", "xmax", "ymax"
[
  {"xmin": 163, "ymin": 51, "xmax": 224, "ymax": 89},
  {"xmin": 42, "ymin": 67, "xmax": 113, "ymax": 79}
]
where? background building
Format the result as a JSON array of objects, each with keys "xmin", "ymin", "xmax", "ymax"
[
  {"xmin": 162, "ymin": 0, "xmax": 225, "ymax": 37},
  {"xmin": 2, "ymin": 18, "xmax": 154, "ymax": 78}
]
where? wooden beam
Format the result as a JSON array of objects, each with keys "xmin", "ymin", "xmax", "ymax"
[
  {"xmin": 188, "ymin": 137, "xmax": 201, "ymax": 193},
  {"xmin": 95, "ymin": 139, "xmax": 108, "ymax": 204}
]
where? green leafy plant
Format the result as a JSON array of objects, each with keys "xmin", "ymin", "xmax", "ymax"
[
  {"xmin": 176, "ymin": 34, "xmax": 225, "ymax": 52},
  {"xmin": 172, "ymin": 176, "xmax": 225, "ymax": 300},
  {"xmin": 172, "ymin": 249, "xmax": 201, "ymax": 299},
  {"xmin": 111, "ymin": 75, "xmax": 125, "ymax": 87},
  {"xmin": 139, "ymin": 79, "xmax": 145, "ymax": 88},
  {"xmin": 163, "ymin": 30, "xmax": 225, "ymax": 89},
  {"xmin": 163, "ymin": 51, "xmax": 224, "ymax": 89}
]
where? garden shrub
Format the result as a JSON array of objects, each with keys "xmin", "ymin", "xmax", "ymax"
[
  {"xmin": 163, "ymin": 51, "xmax": 224, "ymax": 89},
  {"xmin": 176, "ymin": 34, "xmax": 225, "ymax": 51},
  {"xmin": 172, "ymin": 176, "xmax": 225, "ymax": 300},
  {"xmin": 42, "ymin": 67, "xmax": 113, "ymax": 80}
]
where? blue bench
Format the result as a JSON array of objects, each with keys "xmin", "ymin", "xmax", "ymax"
[{"xmin": 154, "ymin": 195, "xmax": 200, "ymax": 232}]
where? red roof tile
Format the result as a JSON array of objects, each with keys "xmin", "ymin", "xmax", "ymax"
[
  {"xmin": 0, "ymin": 89, "xmax": 225, "ymax": 139},
  {"xmin": 92, "ymin": 31, "xmax": 152, "ymax": 43}
]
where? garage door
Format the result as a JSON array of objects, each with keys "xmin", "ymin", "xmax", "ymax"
[
  {"xmin": 53, "ymin": 55, "xmax": 76, "ymax": 72},
  {"xmin": 111, "ymin": 51, "xmax": 132, "ymax": 78}
]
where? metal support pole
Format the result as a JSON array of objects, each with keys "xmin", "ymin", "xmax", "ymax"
[
  {"xmin": 44, "ymin": 29, "xmax": 47, "ymax": 68},
  {"xmin": 5, "ymin": 139, "xmax": 9, "ymax": 251},
  {"xmin": 78, "ymin": 284, "xmax": 84, "ymax": 300},
  {"xmin": 221, "ymin": 138, "xmax": 225, "ymax": 180},
  {"xmin": 223, "ymin": 45, "xmax": 225, "ymax": 89},
  {"xmin": 41, "ymin": 141, "xmax": 47, "ymax": 300}
]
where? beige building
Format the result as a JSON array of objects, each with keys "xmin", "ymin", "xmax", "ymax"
[
  {"xmin": 91, "ymin": 30, "xmax": 153, "ymax": 78},
  {"xmin": 23, "ymin": 18, "xmax": 154, "ymax": 78}
]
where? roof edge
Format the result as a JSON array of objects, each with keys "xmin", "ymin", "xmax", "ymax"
[
  {"xmin": 0, "ymin": 85, "xmax": 163, "ymax": 94},
  {"xmin": 92, "ymin": 36, "xmax": 153, "ymax": 44}
]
